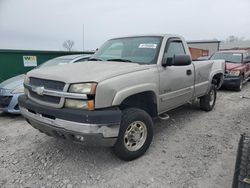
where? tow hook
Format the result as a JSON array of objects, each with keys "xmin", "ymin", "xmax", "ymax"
[{"xmin": 242, "ymin": 178, "xmax": 250, "ymax": 185}]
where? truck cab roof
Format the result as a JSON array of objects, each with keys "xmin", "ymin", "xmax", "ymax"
[{"xmin": 110, "ymin": 34, "xmax": 183, "ymax": 40}]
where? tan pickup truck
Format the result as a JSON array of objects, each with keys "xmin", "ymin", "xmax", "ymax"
[{"xmin": 19, "ymin": 34, "xmax": 225, "ymax": 161}]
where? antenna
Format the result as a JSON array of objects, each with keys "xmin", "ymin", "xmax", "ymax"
[{"xmin": 82, "ymin": 24, "xmax": 85, "ymax": 52}]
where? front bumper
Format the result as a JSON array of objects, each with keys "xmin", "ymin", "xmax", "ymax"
[
  {"xmin": 18, "ymin": 95, "xmax": 122, "ymax": 146},
  {"xmin": 222, "ymin": 76, "xmax": 241, "ymax": 88},
  {"xmin": 0, "ymin": 91, "xmax": 22, "ymax": 114}
]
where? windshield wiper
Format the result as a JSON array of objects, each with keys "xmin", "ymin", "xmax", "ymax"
[
  {"xmin": 107, "ymin": 58, "xmax": 132, "ymax": 62},
  {"xmin": 88, "ymin": 58, "xmax": 103, "ymax": 61}
]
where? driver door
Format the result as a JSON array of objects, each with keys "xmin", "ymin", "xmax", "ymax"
[{"xmin": 158, "ymin": 39, "xmax": 195, "ymax": 113}]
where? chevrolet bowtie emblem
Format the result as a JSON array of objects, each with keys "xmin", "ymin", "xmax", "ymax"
[{"xmin": 33, "ymin": 86, "xmax": 44, "ymax": 95}]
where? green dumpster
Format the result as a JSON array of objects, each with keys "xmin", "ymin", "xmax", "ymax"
[{"xmin": 0, "ymin": 49, "xmax": 93, "ymax": 82}]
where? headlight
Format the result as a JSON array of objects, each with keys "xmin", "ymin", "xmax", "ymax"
[
  {"xmin": 24, "ymin": 75, "xmax": 30, "ymax": 84},
  {"xmin": 229, "ymin": 70, "xmax": 240, "ymax": 76},
  {"xmin": 65, "ymin": 99, "xmax": 94, "ymax": 110},
  {"xmin": 24, "ymin": 88, "xmax": 29, "ymax": 95},
  {"xmin": 12, "ymin": 87, "xmax": 24, "ymax": 94},
  {"xmin": 69, "ymin": 83, "xmax": 97, "ymax": 94}
]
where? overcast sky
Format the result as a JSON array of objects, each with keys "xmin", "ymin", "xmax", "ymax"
[{"xmin": 0, "ymin": 0, "xmax": 250, "ymax": 51}]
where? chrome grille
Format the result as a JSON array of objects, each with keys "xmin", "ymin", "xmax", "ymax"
[
  {"xmin": 30, "ymin": 77, "xmax": 65, "ymax": 91},
  {"xmin": 28, "ymin": 77, "xmax": 66, "ymax": 106},
  {"xmin": 29, "ymin": 90, "xmax": 61, "ymax": 104}
]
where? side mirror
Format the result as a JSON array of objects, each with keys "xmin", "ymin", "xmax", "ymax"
[{"xmin": 162, "ymin": 55, "xmax": 191, "ymax": 67}]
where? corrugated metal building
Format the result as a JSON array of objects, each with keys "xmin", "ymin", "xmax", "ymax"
[
  {"xmin": 0, "ymin": 49, "xmax": 93, "ymax": 82},
  {"xmin": 189, "ymin": 48, "xmax": 209, "ymax": 60}
]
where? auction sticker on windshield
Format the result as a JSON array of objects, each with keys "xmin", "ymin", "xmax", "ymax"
[{"xmin": 139, "ymin": 44, "xmax": 157, "ymax": 49}]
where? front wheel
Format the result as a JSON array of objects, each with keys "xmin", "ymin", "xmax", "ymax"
[
  {"xmin": 200, "ymin": 84, "xmax": 217, "ymax": 111},
  {"xmin": 235, "ymin": 76, "xmax": 243, "ymax": 91},
  {"xmin": 113, "ymin": 108, "xmax": 153, "ymax": 161}
]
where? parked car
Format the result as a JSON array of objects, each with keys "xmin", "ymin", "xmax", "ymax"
[
  {"xmin": 19, "ymin": 34, "xmax": 225, "ymax": 160},
  {"xmin": 0, "ymin": 54, "xmax": 91, "ymax": 114},
  {"xmin": 210, "ymin": 50, "xmax": 250, "ymax": 91}
]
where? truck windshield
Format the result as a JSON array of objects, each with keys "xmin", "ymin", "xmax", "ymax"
[
  {"xmin": 91, "ymin": 36, "xmax": 163, "ymax": 64},
  {"xmin": 210, "ymin": 53, "xmax": 242, "ymax": 63}
]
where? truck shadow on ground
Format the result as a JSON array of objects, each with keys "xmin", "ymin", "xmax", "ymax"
[
  {"xmin": 0, "ymin": 112, "xmax": 23, "ymax": 121},
  {"xmin": 28, "ymin": 102, "xmax": 203, "ymax": 168},
  {"xmin": 154, "ymin": 102, "xmax": 202, "ymax": 136},
  {"xmin": 12, "ymin": 101, "xmax": 217, "ymax": 183},
  {"xmin": 0, "ymin": 112, "xmax": 21, "ymax": 118}
]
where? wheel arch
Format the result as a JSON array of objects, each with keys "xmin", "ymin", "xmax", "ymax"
[
  {"xmin": 113, "ymin": 86, "xmax": 158, "ymax": 118},
  {"xmin": 210, "ymin": 72, "xmax": 224, "ymax": 90}
]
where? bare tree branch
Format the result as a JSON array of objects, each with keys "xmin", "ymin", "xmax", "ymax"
[
  {"xmin": 225, "ymin": 35, "xmax": 246, "ymax": 43},
  {"xmin": 63, "ymin": 40, "xmax": 75, "ymax": 51}
]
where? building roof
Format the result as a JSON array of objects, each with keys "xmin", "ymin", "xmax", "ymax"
[
  {"xmin": 0, "ymin": 49, "xmax": 95, "ymax": 54},
  {"xmin": 216, "ymin": 50, "xmax": 248, "ymax": 54},
  {"xmin": 220, "ymin": 41, "xmax": 250, "ymax": 50},
  {"xmin": 187, "ymin": 40, "xmax": 221, "ymax": 44}
]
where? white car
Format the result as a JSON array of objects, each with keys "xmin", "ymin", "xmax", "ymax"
[{"xmin": 0, "ymin": 54, "xmax": 91, "ymax": 114}]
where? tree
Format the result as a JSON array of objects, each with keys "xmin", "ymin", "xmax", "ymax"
[
  {"xmin": 62, "ymin": 40, "xmax": 74, "ymax": 51},
  {"xmin": 225, "ymin": 35, "xmax": 246, "ymax": 42}
]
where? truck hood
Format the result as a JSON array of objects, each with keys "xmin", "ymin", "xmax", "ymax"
[
  {"xmin": 0, "ymin": 74, "xmax": 25, "ymax": 90},
  {"xmin": 27, "ymin": 61, "xmax": 150, "ymax": 83},
  {"xmin": 226, "ymin": 62, "xmax": 244, "ymax": 71}
]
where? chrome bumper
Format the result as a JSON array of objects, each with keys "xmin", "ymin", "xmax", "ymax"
[{"xmin": 20, "ymin": 106, "xmax": 120, "ymax": 145}]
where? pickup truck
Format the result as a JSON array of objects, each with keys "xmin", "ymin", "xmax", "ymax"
[
  {"xmin": 18, "ymin": 34, "xmax": 225, "ymax": 161},
  {"xmin": 210, "ymin": 50, "xmax": 250, "ymax": 91}
]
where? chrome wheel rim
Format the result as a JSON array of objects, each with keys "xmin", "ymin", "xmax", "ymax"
[
  {"xmin": 124, "ymin": 121, "xmax": 147, "ymax": 152},
  {"xmin": 209, "ymin": 89, "xmax": 215, "ymax": 106}
]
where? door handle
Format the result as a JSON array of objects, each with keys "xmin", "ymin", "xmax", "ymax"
[{"xmin": 186, "ymin": 69, "xmax": 192, "ymax": 75}]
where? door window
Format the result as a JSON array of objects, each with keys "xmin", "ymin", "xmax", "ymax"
[{"xmin": 164, "ymin": 41, "xmax": 186, "ymax": 60}]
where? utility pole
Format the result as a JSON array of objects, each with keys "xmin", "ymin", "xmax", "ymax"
[{"xmin": 82, "ymin": 24, "xmax": 85, "ymax": 52}]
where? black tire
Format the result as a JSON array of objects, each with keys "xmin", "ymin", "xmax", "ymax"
[
  {"xmin": 235, "ymin": 76, "xmax": 243, "ymax": 92},
  {"xmin": 200, "ymin": 84, "xmax": 217, "ymax": 111},
  {"xmin": 113, "ymin": 108, "xmax": 153, "ymax": 161},
  {"xmin": 233, "ymin": 134, "xmax": 250, "ymax": 188}
]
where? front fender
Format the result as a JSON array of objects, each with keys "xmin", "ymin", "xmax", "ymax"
[
  {"xmin": 208, "ymin": 60, "xmax": 225, "ymax": 90},
  {"xmin": 112, "ymin": 83, "xmax": 158, "ymax": 106}
]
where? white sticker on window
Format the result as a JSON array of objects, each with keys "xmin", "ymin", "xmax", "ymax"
[
  {"xmin": 139, "ymin": 44, "xmax": 157, "ymax": 49},
  {"xmin": 23, "ymin": 56, "xmax": 37, "ymax": 67},
  {"xmin": 233, "ymin": 54, "xmax": 241, "ymax": 56}
]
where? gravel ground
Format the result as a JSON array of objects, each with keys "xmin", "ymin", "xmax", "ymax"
[{"xmin": 0, "ymin": 83, "xmax": 250, "ymax": 188}]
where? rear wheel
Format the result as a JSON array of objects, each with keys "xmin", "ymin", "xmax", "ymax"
[
  {"xmin": 113, "ymin": 108, "xmax": 153, "ymax": 161},
  {"xmin": 200, "ymin": 84, "xmax": 217, "ymax": 111}
]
